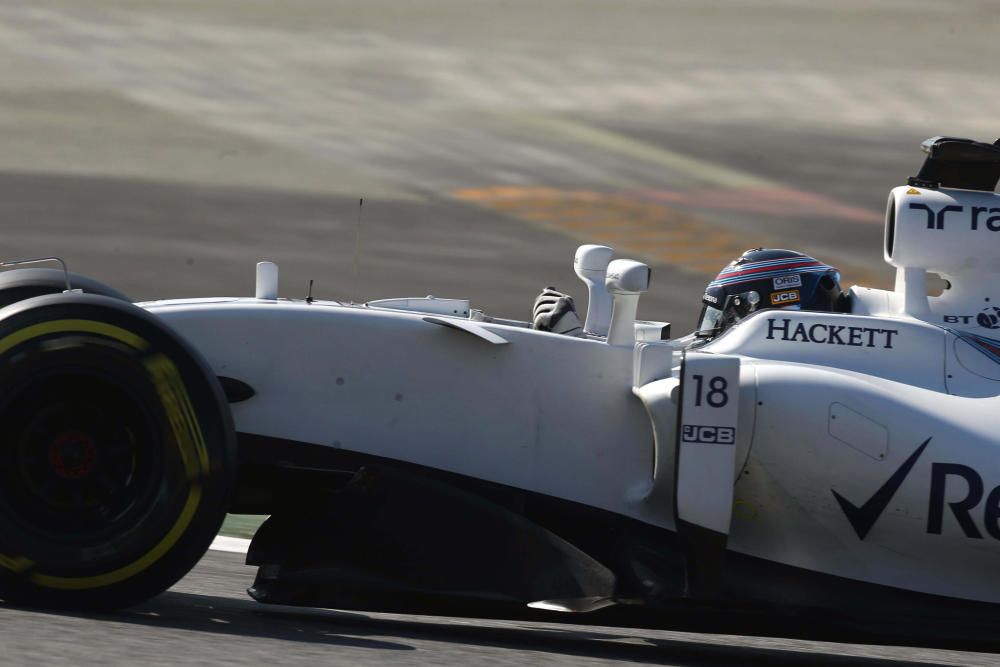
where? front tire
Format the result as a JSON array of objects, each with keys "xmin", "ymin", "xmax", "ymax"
[
  {"xmin": 0, "ymin": 268, "xmax": 129, "ymax": 309},
  {"xmin": 0, "ymin": 294, "xmax": 235, "ymax": 609}
]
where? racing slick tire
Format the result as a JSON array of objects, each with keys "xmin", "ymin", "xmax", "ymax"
[
  {"xmin": 0, "ymin": 268, "xmax": 130, "ymax": 309},
  {"xmin": 0, "ymin": 293, "xmax": 235, "ymax": 609}
]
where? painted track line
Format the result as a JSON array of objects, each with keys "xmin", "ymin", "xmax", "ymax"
[
  {"xmin": 503, "ymin": 115, "xmax": 882, "ymax": 224},
  {"xmin": 453, "ymin": 186, "xmax": 888, "ymax": 287},
  {"xmin": 509, "ymin": 114, "xmax": 776, "ymax": 189},
  {"xmin": 210, "ymin": 535, "xmax": 251, "ymax": 555}
]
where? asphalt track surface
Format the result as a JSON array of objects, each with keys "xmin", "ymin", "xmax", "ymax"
[
  {"xmin": 2, "ymin": 1, "xmax": 1000, "ymax": 664},
  {"xmin": 2, "ymin": 550, "xmax": 997, "ymax": 667}
]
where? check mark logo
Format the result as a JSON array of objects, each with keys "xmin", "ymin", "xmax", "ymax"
[{"xmin": 831, "ymin": 437, "xmax": 931, "ymax": 540}]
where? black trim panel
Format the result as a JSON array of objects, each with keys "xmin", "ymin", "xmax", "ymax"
[
  {"xmin": 217, "ymin": 376, "xmax": 255, "ymax": 403},
  {"xmin": 232, "ymin": 431, "xmax": 1000, "ymax": 649}
]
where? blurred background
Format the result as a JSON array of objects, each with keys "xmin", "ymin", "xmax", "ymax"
[
  {"xmin": 4, "ymin": 4, "xmax": 1000, "ymax": 663},
  {"xmin": 2, "ymin": 0, "xmax": 998, "ymax": 329}
]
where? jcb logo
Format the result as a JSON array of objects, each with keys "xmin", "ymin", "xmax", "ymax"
[
  {"xmin": 682, "ymin": 425, "xmax": 735, "ymax": 445},
  {"xmin": 770, "ymin": 290, "xmax": 800, "ymax": 305}
]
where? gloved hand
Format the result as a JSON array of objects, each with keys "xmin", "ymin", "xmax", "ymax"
[{"xmin": 532, "ymin": 287, "xmax": 583, "ymax": 336}]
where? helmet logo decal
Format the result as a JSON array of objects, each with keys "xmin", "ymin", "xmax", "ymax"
[
  {"xmin": 773, "ymin": 274, "xmax": 802, "ymax": 289},
  {"xmin": 770, "ymin": 290, "xmax": 800, "ymax": 305}
]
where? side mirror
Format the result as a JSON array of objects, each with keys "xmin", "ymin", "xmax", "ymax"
[
  {"xmin": 574, "ymin": 245, "xmax": 614, "ymax": 336},
  {"xmin": 605, "ymin": 260, "xmax": 650, "ymax": 346}
]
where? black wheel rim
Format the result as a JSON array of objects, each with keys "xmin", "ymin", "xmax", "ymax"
[{"xmin": 0, "ymin": 366, "xmax": 164, "ymax": 546}]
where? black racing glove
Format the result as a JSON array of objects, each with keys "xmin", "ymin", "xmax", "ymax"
[{"xmin": 532, "ymin": 287, "xmax": 583, "ymax": 336}]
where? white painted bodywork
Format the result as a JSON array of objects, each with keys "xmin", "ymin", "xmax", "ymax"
[{"xmin": 139, "ymin": 184, "xmax": 1000, "ymax": 606}]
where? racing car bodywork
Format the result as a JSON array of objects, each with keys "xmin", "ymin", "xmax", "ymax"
[{"xmin": 1, "ymin": 136, "xmax": 999, "ymax": 640}]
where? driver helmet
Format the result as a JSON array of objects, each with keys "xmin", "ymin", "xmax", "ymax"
[{"xmin": 697, "ymin": 248, "xmax": 845, "ymax": 339}]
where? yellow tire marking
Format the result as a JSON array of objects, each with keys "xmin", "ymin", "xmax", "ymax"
[
  {"xmin": 144, "ymin": 353, "xmax": 211, "ymax": 479},
  {"xmin": 30, "ymin": 487, "xmax": 201, "ymax": 590},
  {"xmin": 0, "ymin": 319, "xmax": 148, "ymax": 357},
  {"xmin": 0, "ymin": 554, "xmax": 34, "ymax": 573},
  {"xmin": 0, "ymin": 318, "xmax": 208, "ymax": 590}
]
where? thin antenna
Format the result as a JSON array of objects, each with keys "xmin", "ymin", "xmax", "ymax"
[
  {"xmin": 306, "ymin": 279, "xmax": 314, "ymax": 304},
  {"xmin": 351, "ymin": 198, "xmax": 364, "ymax": 304}
]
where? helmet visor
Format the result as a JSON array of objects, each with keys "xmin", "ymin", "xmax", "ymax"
[{"xmin": 697, "ymin": 303, "xmax": 724, "ymax": 337}]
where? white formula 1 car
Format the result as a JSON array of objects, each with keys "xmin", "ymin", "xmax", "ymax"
[{"xmin": 0, "ymin": 136, "xmax": 999, "ymax": 643}]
